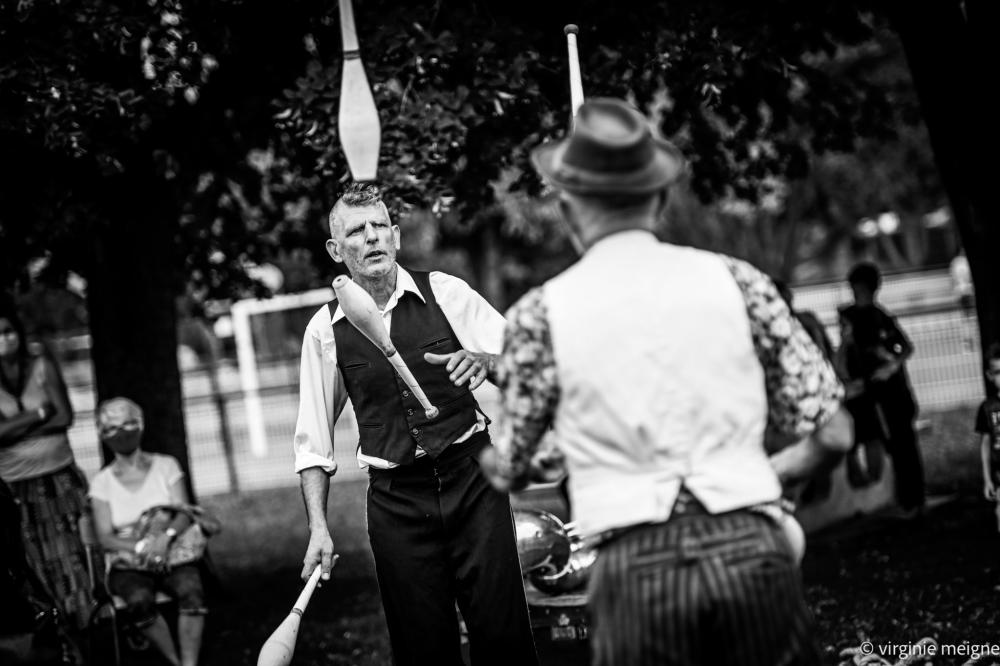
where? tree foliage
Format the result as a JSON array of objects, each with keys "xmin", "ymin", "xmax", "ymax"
[
  {"xmin": 2, "ymin": 0, "xmax": 934, "ymax": 302},
  {"xmin": 3, "ymin": 0, "xmax": 980, "ymax": 464}
]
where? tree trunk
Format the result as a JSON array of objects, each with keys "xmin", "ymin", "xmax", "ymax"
[
  {"xmin": 85, "ymin": 174, "xmax": 193, "ymax": 498},
  {"xmin": 890, "ymin": 0, "xmax": 1000, "ymax": 374},
  {"xmin": 477, "ymin": 211, "xmax": 506, "ymax": 309}
]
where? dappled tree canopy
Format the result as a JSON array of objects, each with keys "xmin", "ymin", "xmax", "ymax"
[
  {"xmin": 1, "ymin": 0, "xmax": 920, "ymax": 297},
  {"xmin": 3, "ymin": 0, "xmax": 990, "ymax": 465}
]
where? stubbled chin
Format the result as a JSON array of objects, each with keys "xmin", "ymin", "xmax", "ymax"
[{"xmin": 356, "ymin": 257, "xmax": 393, "ymax": 277}]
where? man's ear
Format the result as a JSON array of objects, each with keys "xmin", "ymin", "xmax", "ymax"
[
  {"xmin": 655, "ymin": 189, "xmax": 670, "ymax": 219},
  {"xmin": 325, "ymin": 238, "xmax": 343, "ymax": 263},
  {"xmin": 392, "ymin": 225, "xmax": 401, "ymax": 251}
]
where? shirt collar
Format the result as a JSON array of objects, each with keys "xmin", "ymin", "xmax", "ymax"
[
  {"xmin": 330, "ymin": 264, "xmax": 426, "ymax": 323},
  {"xmin": 393, "ymin": 266, "xmax": 427, "ymax": 305},
  {"xmin": 587, "ymin": 228, "xmax": 658, "ymax": 254}
]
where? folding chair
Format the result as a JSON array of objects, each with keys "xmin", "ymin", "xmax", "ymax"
[
  {"xmin": 78, "ymin": 513, "xmax": 121, "ymax": 666},
  {"xmin": 78, "ymin": 514, "xmax": 174, "ymax": 666}
]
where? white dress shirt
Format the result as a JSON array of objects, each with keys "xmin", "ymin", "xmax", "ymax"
[{"xmin": 293, "ymin": 266, "xmax": 506, "ymax": 474}]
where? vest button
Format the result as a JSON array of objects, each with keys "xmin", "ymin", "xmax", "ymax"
[
  {"xmin": 407, "ymin": 409, "xmax": 414, "ymax": 417},
  {"xmin": 411, "ymin": 427, "xmax": 420, "ymax": 436},
  {"xmin": 402, "ymin": 390, "xmax": 410, "ymax": 398}
]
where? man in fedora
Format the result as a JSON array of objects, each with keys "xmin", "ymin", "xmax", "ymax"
[{"xmin": 479, "ymin": 98, "xmax": 853, "ymax": 665}]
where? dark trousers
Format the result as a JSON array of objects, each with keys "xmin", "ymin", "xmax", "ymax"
[
  {"xmin": 873, "ymin": 388, "xmax": 925, "ymax": 510},
  {"xmin": 367, "ymin": 435, "xmax": 538, "ymax": 666},
  {"xmin": 588, "ymin": 510, "xmax": 819, "ymax": 666}
]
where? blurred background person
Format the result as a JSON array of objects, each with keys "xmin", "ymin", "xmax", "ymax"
[
  {"xmin": 950, "ymin": 248, "xmax": 974, "ymax": 315},
  {"xmin": 950, "ymin": 249, "xmax": 976, "ymax": 350},
  {"xmin": 89, "ymin": 397, "xmax": 207, "ymax": 666},
  {"xmin": 0, "ymin": 297, "xmax": 91, "ymax": 635},
  {"xmin": 1, "ymin": 476, "xmax": 79, "ymax": 665},
  {"xmin": 834, "ymin": 309, "xmax": 888, "ymax": 489},
  {"xmin": 975, "ymin": 342, "xmax": 1000, "ymax": 532},
  {"xmin": 839, "ymin": 262, "xmax": 924, "ymax": 516}
]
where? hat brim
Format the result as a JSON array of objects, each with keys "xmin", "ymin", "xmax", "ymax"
[{"xmin": 531, "ymin": 136, "xmax": 686, "ymax": 196}]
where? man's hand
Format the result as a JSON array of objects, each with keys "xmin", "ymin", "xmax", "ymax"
[
  {"xmin": 843, "ymin": 379, "xmax": 865, "ymax": 400},
  {"xmin": 529, "ymin": 446, "xmax": 567, "ymax": 484},
  {"xmin": 302, "ymin": 528, "xmax": 335, "ymax": 582},
  {"xmin": 478, "ymin": 446, "xmax": 513, "ymax": 492},
  {"xmin": 985, "ymin": 481, "xmax": 996, "ymax": 501},
  {"xmin": 424, "ymin": 350, "xmax": 494, "ymax": 390},
  {"xmin": 770, "ymin": 407, "xmax": 853, "ymax": 486}
]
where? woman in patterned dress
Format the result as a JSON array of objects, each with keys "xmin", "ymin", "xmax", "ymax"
[{"xmin": 0, "ymin": 298, "xmax": 91, "ymax": 634}]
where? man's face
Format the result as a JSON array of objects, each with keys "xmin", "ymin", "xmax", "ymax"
[
  {"xmin": 987, "ymin": 360, "xmax": 1000, "ymax": 391},
  {"xmin": 326, "ymin": 203, "xmax": 400, "ymax": 280}
]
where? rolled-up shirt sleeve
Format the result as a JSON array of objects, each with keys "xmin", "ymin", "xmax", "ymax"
[
  {"xmin": 493, "ymin": 287, "xmax": 560, "ymax": 487},
  {"xmin": 723, "ymin": 257, "xmax": 844, "ymax": 438},
  {"xmin": 293, "ymin": 311, "xmax": 346, "ymax": 475}
]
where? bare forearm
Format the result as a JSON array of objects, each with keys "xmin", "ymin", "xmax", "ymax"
[
  {"xmin": 99, "ymin": 533, "xmax": 138, "ymax": 553},
  {"xmin": 482, "ymin": 353, "xmax": 499, "ymax": 385},
  {"xmin": 31, "ymin": 417, "xmax": 73, "ymax": 437},
  {"xmin": 981, "ymin": 438, "xmax": 992, "ymax": 482},
  {"xmin": 167, "ymin": 513, "xmax": 192, "ymax": 534},
  {"xmin": 0, "ymin": 409, "xmax": 47, "ymax": 446},
  {"xmin": 770, "ymin": 407, "xmax": 853, "ymax": 485},
  {"xmin": 300, "ymin": 467, "xmax": 331, "ymax": 533}
]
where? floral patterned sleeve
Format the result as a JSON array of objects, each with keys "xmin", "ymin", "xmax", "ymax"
[
  {"xmin": 493, "ymin": 287, "xmax": 560, "ymax": 489},
  {"xmin": 723, "ymin": 257, "xmax": 844, "ymax": 437}
]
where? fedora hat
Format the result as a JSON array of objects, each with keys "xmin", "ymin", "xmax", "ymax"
[{"xmin": 531, "ymin": 98, "xmax": 685, "ymax": 196}]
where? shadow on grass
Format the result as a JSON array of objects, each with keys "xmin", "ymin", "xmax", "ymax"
[{"xmin": 197, "ymin": 480, "xmax": 393, "ymax": 666}]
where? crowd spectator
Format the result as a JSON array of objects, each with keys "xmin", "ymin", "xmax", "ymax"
[
  {"xmin": 0, "ymin": 297, "xmax": 91, "ymax": 634},
  {"xmin": 838, "ymin": 262, "xmax": 924, "ymax": 516},
  {"xmin": 89, "ymin": 397, "xmax": 208, "ymax": 666},
  {"xmin": 975, "ymin": 343, "xmax": 1000, "ymax": 532}
]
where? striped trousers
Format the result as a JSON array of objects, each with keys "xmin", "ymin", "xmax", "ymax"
[{"xmin": 588, "ymin": 510, "xmax": 819, "ymax": 666}]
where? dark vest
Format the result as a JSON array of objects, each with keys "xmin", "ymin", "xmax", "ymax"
[{"xmin": 331, "ymin": 270, "xmax": 481, "ymax": 465}]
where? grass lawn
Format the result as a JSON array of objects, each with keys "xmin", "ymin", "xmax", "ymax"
[
  {"xmin": 201, "ymin": 481, "xmax": 391, "ymax": 666},
  {"xmin": 109, "ymin": 405, "xmax": 999, "ymax": 666}
]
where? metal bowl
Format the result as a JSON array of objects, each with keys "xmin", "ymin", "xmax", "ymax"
[
  {"xmin": 514, "ymin": 508, "xmax": 571, "ymax": 576},
  {"xmin": 529, "ymin": 544, "xmax": 598, "ymax": 595}
]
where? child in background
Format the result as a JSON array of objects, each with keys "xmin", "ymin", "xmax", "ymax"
[{"xmin": 975, "ymin": 342, "xmax": 1000, "ymax": 532}]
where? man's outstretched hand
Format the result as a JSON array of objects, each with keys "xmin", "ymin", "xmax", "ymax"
[{"xmin": 424, "ymin": 350, "xmax": 495, "ymax": 390}]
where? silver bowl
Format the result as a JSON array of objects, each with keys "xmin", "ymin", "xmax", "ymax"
[
  {"xmin": 514, "ymin": 509, "xmax": 571, "ymax": 576},
  {"xmin": 529, "ymin": 544, "xmax": 598, "ymax": 595}
]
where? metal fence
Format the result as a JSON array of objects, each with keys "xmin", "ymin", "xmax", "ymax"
[{"xmin": 63, "ymin": 297, "xmax": 984, "ymax": 498}]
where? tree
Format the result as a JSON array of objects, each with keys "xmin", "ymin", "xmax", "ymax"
[
  {"xmin": 887, "ymin": 0, "xmax": 1000, "ymax": 364},
  {"xmin": 0, "ymin": 0, "xmax": 315, "ymax": 490}
]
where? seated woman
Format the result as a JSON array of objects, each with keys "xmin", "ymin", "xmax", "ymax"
[{"xmin": 88, "ymin": 397, "xmax": 206, "ymax": 666}]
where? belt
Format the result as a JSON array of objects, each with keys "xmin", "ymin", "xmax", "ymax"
[
  {"xmin": 592, "ymin": 491, "xmax": 793, "ymax": 549},
  {"xmin": 590, "ymin": 487, "xmax": 709, "ymax": 547},
  {"xmin": 368, "ymin": 430, "xmax": 490, "ymax": 481}
]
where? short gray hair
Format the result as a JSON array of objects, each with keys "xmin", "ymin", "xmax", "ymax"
[
  {"xmin": 328, "ymin": 183, "xmax": 388, "ymax": 236},
  {"xmin": 96, "ymin": 396, "xmax": 144, "ymax": 430}
]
